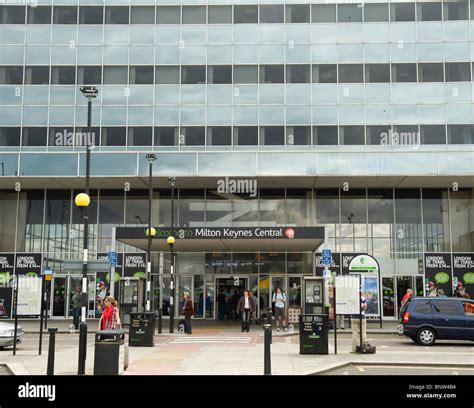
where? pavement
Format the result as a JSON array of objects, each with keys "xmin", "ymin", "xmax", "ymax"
[{"xmin": 0, "ymin": 321, "xmax": 473, "ymax": 376}]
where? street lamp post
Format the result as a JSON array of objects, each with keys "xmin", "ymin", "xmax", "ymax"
[
  {"xmin": 168, "ymin": 177, "xmax": 176, "ymax": 333},
  {"xmin": 76, "ymin": 85, "xmax": 97, "ymax": 375},
  {"xmin": 145, "ymin": 154, "xmax": 157, "ymax": 316},
  {"xmin": 167, "ymin": 235, "xmax": 175, "ymax": 334}
]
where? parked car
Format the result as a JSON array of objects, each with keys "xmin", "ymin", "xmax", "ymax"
[
  {"xmin": 400, "ymin": 297, "xmax": 474, "ymax": 346},
  {"xmin": 0, "ymin": 322, "xmax": 24, "ymax": 349}
]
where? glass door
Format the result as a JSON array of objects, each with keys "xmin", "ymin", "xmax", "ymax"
[
  {"xmin": 258, "ymin": 275, "xmax": 270, "ymax": 318},
  {"xmin": 67, "ymin": 276, "xmax": 83, "ymax": 319},
  {"xmin": 288, "ymin": 277, "xmax": 302, "ymax": 308},
  {"xmin": 396, "ymin": 276, "xmax": 415, "ymax": 318},
  {"xmin": 51, "ymin": 277, "xmax": 66, "ymax": 317},
  {"xmin": 205, "ymin": 275, "xmax": 214, "ymax": 319},
  {"xmin": 382, "ymin": 277, "xmax": 396, "ymax": 319},
  {"xmin": 193, "ymin": 275, "xmax": 204, "ymax": 318},
  {"xmin": 178, "ymin": 275, "xmax": 192, "ymax": 317}
]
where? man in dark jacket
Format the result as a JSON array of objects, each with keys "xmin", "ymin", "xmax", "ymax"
[{"xmin": 236, "ymin": 290, "xmax": 255, "ymax": 333}]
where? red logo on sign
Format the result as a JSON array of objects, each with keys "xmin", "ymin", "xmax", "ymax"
[{"xmin": 285, "ymin": 228, "xmax": 295, "ymax": 239}]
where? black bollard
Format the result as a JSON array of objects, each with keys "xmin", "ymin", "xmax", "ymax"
[
  {"xmin": 157, "ymin": 309, "xmax": 162, "ymax": 334},
  {"xmin": 78, "ymin": 322, "xmax": 88, "ymax": 375},
  {"xmin": 47, "ymin": 328, "xmax": 58, "ymax": 376},
  {"xmin": 263, "ymin": 324, "xmax": 272, "ymax": 376},
  {"xmin": 266, "ymin": 308, "xmax": 272, "ymax": 344}
]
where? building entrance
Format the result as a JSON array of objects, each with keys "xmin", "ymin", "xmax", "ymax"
[{"xmin": 215, "ymin": 277, "xmax": 248, "ymax": 321}]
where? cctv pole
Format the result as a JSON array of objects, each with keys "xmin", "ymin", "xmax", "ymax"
[
  {"xmin": 146, "ymin": 160, "xmax": 153, "ymax": 312},
  {"xmin": 78, "ymin": 93, "xmax": 93, "ymax": 375},
  {"xmin": 169, "ymin": 178, "xmax": 176, "ymax": 333}
]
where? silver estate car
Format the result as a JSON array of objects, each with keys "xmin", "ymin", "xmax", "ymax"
[{"xmin": 0, "ymin": 322, "xmax": 24, "ymax": 349}]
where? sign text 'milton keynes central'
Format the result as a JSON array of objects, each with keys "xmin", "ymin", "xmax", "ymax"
[{"xmin": 194, "ymin": 227, "xmax": 295, "ymax": 239}]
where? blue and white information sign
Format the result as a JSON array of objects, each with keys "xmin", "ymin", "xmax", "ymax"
[
  {"xmin": 321, "ymin": 249, "xmax": 332, "ymax": 265},
  {"xmin": 107, "ymin": 251, "xmax": 117, "ymax": 267}
]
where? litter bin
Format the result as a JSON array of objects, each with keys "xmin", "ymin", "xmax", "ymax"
[
  {"xmin": 93, "ymin": 330, "xmax": 125, "ymax": 375},
  {"xmin": 299, "ymin": 314, "xmax": 329, "ymax": 355},
  {"xmin": 129, "ymin": 312, "xmax": 155, "ymax": 347}
]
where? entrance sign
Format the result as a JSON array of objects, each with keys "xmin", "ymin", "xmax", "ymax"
[
  {"xmin": 348, "ymin": 255, "xmax": 379, "ymax": 271},
  {"xmin": 335, "ymin": 275, "xmax": 360, "ymax": 315},
  {"xmin": 16, "ymin": 275, "xmax": 42, "ymax": 316}
]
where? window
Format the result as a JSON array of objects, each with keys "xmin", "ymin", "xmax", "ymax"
[
  {"xmin": 154, "ymin": 127, "xmax": 177, "ymax": 146},
  {"xmin": 101, "ymin": 127, "xmax": 126, "ymax": 146},
  {"xmin": 75, "ymin": 127, "xmax": 100, "ymax": 148},
  {"xmin": 233, "ymin": 66, "xmax": 258, "ymax": 84},
  {"xmin": 313, "ymin": 126, "xmax": 338, "ymax": 145},
  {"xmin": 287, "ymin": 126, "xmax": 311, "ymax": 145},
  {"xmin": 339, "ymin": 64, "xmax": 363, "ymax": 83},
  {"xmin": 286, "ymin": 65, "xmax": 310, "ymax": 83},
  {"xmin": 208, "ymin": 6, "xmax": 232, "ymax": 24},
  {"xmin": 103, "ymin": 66, "xmax": 128, "ymax": 85},
  {"xmin": 51, "ymin": 66, "xmax": 76, "ymax": 85},
  {"xmin": 22, "ymin": 128, "xmax": 47, "ymax": 146},
  {"xmin": 25, "ymin": 66, "xmax": 49, "ymax": 85},
  {"xmin": 417, "ymin": 2, "xmax": 442, "ymax": 21},
  {"xmin": 182, "ymin": 127, "xmax": 205, "ymax": 146},
  {"xmin": 156, "ymin": 6, "xmax": 180, "ymax": 24},
  {"xmin": 260, "ymin": 65, "xmax": 284, "ymax": 83},
  {"xmin": 260, "ymin": 5, "xmax": 284, "ymax": 23},
  {"xmin": 312, "ymin": 5, "xmax": 336, "ymax": 22},
  {"xmin": 0, "ymin": 66, "xmax": 23, "ymax": 85},
  {"xmin": 312, "ymin": 65, "xmax": 337, "ymax": 83},
  {"xmin": 420, "ymin": 125, "xmax": 446, "ymax": 144},
  {"xmin": 156, "ymin": 66, "xmax": 180, "ymax": 84},
  {"xmin": 181, "ymin": 66, "xmax": 206, "ymax": 84},
  {"xmin": 233, "ymin": 126, "xmax": 258, "ymax": 145},
  {"xmin": 128, "ymin": 127, "xmax": 152, "ymax": 146},
  {"xmin": 208, "ymin": 66, "xmax": 232, "ymax": 84},
  {"xmin": 364, "ymin": 4, "xmax": 389, "ymax": 22},
  {"xmin": 433, "ymin": 300, "xmax": 462, "ymax": 315},
  {"xmin": 365, "ymin": 64, "xmax": 390, "ymax": 83},
  {"xmin": 286, "ymin": 5, "xmax": 310, "ymax": 23},
  {"xmin": 77, "ymin": 66, "xmax": 102, "ymax": 85},
  {"xmin": 419, "ymin": 63, "xmax": 444, "ymax": 82},
  {"xmin": 340, "ymin": 126, "xmax": 365, "ymax": 145},
  {"xmin": 182, "ymin": 6, "xmax": 206, "ymax": 24},
  {"xmin": 0, "ymin": 6, "xmax": 26, "ymax": 24},
  {"xmin": 79, "ymin": 7, "xmax": 103, "ymax": 24},
  {"xmin": 448, "ymin": 125, "xmax": 474, "ymax": 144},
  {"xmin": 446, "ymin": 62, "xmax": 471, "ymax": 81},
  {"xmin": 261, "ymin": 126, "xmax": 284, "ymax": 145},
  {"xmin": 27, "ymin": 6, "xmax": 51, "ymax": 24},
  {"xmin": 392, "ymin": 64, "xmax": 417, "ymax": 82},
  {"xmin": 105, "ymin": 7, "xmax": 129, "ymax": 24},
  {"xmin": 53, "ymin": 6, "xmax": 77, "ymax": 24},
  {"xmin": 444, "ymin": 0, "xmax": 468, "ymax": 20},
  {"xmin": 390, "ymin": 3, "xmax": 415, "ymax": 21},
  {"xmin": 207, "ymin": 127, "xmax": 231, "ymax": 146},
  {"xmin": 413, "ymin": 301, "xmax": 432, "ymax": 313},
  {"xmin": 338, "ymin": 4, "xmax": 362, "ymax": 22},
  {"xmin": 0, "ymin": 127, "xmax": 20, "ymax": 146},
  {"xmin": 367, "ymin": 125, "xmax": 391, "ymax": 145},
  {"xmin": 393, "ymin": 125, "xmax": 419, "ymax": 146},
  {"xmin": 234, "ymin": 5, "xmax": 258, "ymax": 23},
  {"xmin": 131, "ymin": 6, "xmax": 155, "ymax": 24},
  {"xmin": 129, "ymin": 66, "xmax": 154, "ymax": 84}
]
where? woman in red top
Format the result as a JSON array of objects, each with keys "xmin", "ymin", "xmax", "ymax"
[
  {"xmin": 99, "ymin": 296, "xmax": 121, "ymax": 330},
  {"xmin": 400, "ymin": 289, "xmax": 413, "ymax": 308}
]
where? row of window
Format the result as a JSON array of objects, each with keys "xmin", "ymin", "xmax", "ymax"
[
  {"xmin": 1, "ymin": 3, "xmax": 473, "ymax": 25},
  {"xmin": 2, "ymin": 124, "xmax": 472, "ymax": 147},
  {"xmin": 1, "ymin": 62, "xmax": 472, "ymax": 85}
]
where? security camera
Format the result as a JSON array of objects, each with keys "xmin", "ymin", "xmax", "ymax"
[
  {"xmin": 79, "ymin": 86, "xmax": 98, "ymax": 98},
  {"xmin": 168, "ymin": 177, "xmax": 177, "ymax": 184},
  {"xmin": 146, "ymin": 153, "xmax": 157, "ymax": 162}
]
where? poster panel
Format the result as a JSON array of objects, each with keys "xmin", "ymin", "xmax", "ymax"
[
  {"xmin": 17, "ymin": 275, "xmax": 42, "ymax": 316},
  {"xmin": 335, "ymin": 274, "xmax": 360, "ymax": 315},
  {"xmin": 424, "ymin": 253, "xmax": 452, "ymax": 297},
  {"xmin": 452, "ymin": 254, "xmax": 474, "ymax": 298}
]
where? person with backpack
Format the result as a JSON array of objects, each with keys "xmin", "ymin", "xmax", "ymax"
[{"xmin": 272, "ymin": 287, "xmax": 288, "ymax": 332}]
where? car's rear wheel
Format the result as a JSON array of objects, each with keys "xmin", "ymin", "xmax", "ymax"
[{"xmin": 416, "ymin": 327, "xmax": 436, "ymax": 346}]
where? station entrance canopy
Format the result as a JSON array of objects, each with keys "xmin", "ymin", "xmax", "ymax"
[{"xmin": 116, "ymin": 227, "xmax": 325, "ymax": 252}]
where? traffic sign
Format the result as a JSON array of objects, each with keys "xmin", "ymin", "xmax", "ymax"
[
  {"xmin": 321, "ymin": 249, "xmax": 332, "ymax": 265},
  {"xmin": 107, "ymin": 251, "xmax": 117, "ymax": 267}
]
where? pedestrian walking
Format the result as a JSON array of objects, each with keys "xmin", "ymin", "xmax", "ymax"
[
  {"xmin": 249, "ymin": 290, "xmax": 258, "ymax": 324},
  {"xmin": 71, "ymin": 286, "xmax": 86, "ymax": 330},
  {"xmin": 99, "ymin": 296, "xmax": 121, "ymax": 330},
  {"xmin": 236, "ymin": 290, "xmax": 254, "ymax": 333},
  {"xmin": 272, "ymin": 287, "xmax": 288, "ymax": 332},
  {"xmin": 182, "ymin": 293, "xmax": 194, "ymax": 334}
]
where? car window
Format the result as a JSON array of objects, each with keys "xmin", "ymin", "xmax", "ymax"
[
  {"xmin": 432, "ymin": 300, "xmax": 462, "ymax": 315},
  {"xmin": 413, "ymin": 300, "xmax": 432, "ymax": 313},
  {"xmin": 463, "ymin": 301, "xmax": 474, "ymax": 316}
]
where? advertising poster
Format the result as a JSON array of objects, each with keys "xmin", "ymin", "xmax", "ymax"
[
  {"xmin": 0, "ymin": 253, "xmax": 14, "ymax": 287},
  {"xmin": 315, "ymin": 252, "xmax": 341, "ymax": 277},
  {"xmin": 335, "ymin": 274, "xmax": 360, "ymax": 315},
  {"xmin": 424, "ymin": 253, "xmax": 452, "ymax": 297},
  {"xmin": 16, "ymin": 275, "xmax": 42, "ymax": 316},
  {"xmin": 15, "ymin": 253, "xmax": 42, "ymax": 276},
  {"xmin": 361, "ymin": 274, "xmax": 380, "ymax": 316},
  {"xmin": 123, "ymin": 253, "xmax": 147, "ymax": 278},
  {"xmin": 452, "ymin": 254, "xmax": 474, "ymax": 298},
  {"xmin": 0, "ymin": 287, "xmax": 13, "ymax": 319}
]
